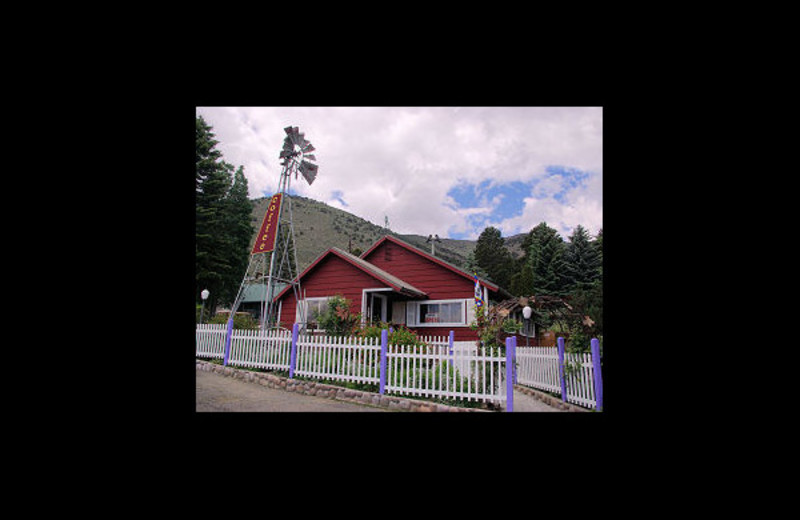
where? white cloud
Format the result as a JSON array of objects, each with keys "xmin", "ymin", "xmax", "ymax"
[
  {"xmin": 491, "ymin": 171, "xmax": 603, "ymax": 239},
  {"xmin": 195, "ymin": 106, "xmax": 602, "ymax": 239}
]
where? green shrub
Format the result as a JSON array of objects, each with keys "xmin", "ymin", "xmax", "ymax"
[{"xmin": 208, "ymin": 312, "xmax": 259, "ymax": 329}]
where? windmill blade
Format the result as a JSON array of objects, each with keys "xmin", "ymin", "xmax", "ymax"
[
  {"xmin": 290, "ymin": 127, "xmax": 301, "ymax": 146},
  {"xmin": 282, "ymin": 136, "xmax": 293, "ymax": 151},
  {"xmin": 302, "ymin": 143, "xmax": 315, "ymax": 153},
  {"xmin": 299, "ymin": 160, "xmax": 318, "ymax": 185},
  {"xmin": 304, "ymin": 154, "xmax": 316, "ymax": 161}
]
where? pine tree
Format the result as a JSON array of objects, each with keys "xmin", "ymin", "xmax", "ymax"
[
  {"xmin": 218, "ymin": 166, "xmax": 254, "ymax": 304},
  {"xmin": 527, "ymin": 222, "xmax": 567, "ymax": 296},
  {"xmin": 196, "ymin": 115, "xmax": 251, "ymax": 313},
  {"xmin": 464, "ymin": 250, "xmax": 489, "ymax": 280},
  {"xmin": 474, "ymin": 226, "xmax": 514, "ymax": 289},
  {"xmin": 563, "ymin": 225, "xmax": 600, "ymax": 292}
]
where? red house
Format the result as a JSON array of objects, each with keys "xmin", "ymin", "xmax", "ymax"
[{"xmin": 272, "ymin": 235, "xmax": 508, "ymax": 341}]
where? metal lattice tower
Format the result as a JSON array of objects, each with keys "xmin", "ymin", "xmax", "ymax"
[{"xmin": 228, "ymin": 126, "xmax": 318, "ymax": 331}]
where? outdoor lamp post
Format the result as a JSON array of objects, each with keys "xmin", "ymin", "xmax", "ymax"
[
  {"xmin": 200, "ymin": 289, "xmax": 210, "ymax": 324},
  {"xmin": 522, "ymin": 305, "xmax": 532, "ymax": 348}
]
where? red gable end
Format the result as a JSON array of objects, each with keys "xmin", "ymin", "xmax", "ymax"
[{"xmin": 361, "ymin": 235, "xmax": 501, "ymax": 298}]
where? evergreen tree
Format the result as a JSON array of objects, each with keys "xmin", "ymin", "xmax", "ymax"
[
  {"xmin": 527, "ymin": 222, "xmax": 567, "ymax": 296},
  {"xmin": 594, "ymin": 227, "xmax": 603, "ymax": 283},
  {"xmin": 509, "ymin": 226, "xmax": 537, "ymax": 296},
  {"xmin": 464, "ymin": 250, "xmax": 489, "ymax": 280},
  {"xmin": 196, "ymin": 115, "xmax": 252, "ymax": 313},
  {"xmin": 218, "ymin": 166, "xmax": 254, "ymax": 304},
  {"xmin": 474, "ymin": 226, "xmax": 514, "ymax": 289},
  {"xmin": 563, "ymin": 225, "xmax": 600, "ymax": 292}
]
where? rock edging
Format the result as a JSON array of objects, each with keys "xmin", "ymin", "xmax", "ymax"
[{"xmin": 196, "ymin": 359, "xmax": 488, "ymax": 412}]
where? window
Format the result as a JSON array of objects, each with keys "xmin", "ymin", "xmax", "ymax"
[
  {"xmin": 407, "ymin": 299, "xmax": 472, "ymax": 327},
  {"xmin": 297, "ymin": 297, "xmax": 330, "ymax": 330}
]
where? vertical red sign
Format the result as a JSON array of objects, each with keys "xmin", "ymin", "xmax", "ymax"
[{"xmin": 251, "ymin": 193, "xmax": 283, "ymax": 254}]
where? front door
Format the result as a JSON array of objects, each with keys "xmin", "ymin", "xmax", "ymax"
[{"xmin": 369, "ymin": 292, "xmax": 387, "ymax": 323}]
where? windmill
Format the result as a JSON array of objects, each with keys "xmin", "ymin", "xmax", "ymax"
[{"xmin": 228, "ymin": 126, "xmax": 318, "ymax": 331}]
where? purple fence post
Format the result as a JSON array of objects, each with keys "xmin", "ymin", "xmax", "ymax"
[
  {"xmin": 448, "ymin": 330, "xmax": 454, "ymax": 367},
  {"xmin": 557, "ymin": 336, "xmax": 567, "ymax": 402},
  {"xmin": 289, "ymin": 322, "xmax": 299, "ymax": 379},
  {"xmin": 223, "ymin": 317, "xmax": 234, "ymax": 366},
  {"xmin": 505, "ymin": 336, "xmax": 514, "ymax": 412},
  {"xmin": 379, "ymin": 328, "xmax": 388, "ymax": 395},
  {"xmin": 591, "ymin": 338, "xmax": 603, "ymax": 411}
]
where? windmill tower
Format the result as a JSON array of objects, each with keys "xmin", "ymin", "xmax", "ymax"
[{"xmin": 228, "ymin": 126, "xmax": 318, "ymax": 331}]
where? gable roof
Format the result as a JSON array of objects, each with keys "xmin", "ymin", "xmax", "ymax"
[
  {"xmin": 272, "ymin": 246, "xmax": 427, "ymax": 302},
  {"xmin": 361, "ymin": 234, "xmax": 505, "ymax": 294}
]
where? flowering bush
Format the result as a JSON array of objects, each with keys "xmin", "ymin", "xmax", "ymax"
[{"xmin": 316, "ymin": 295, "xmax": 361, "ymax": 336}]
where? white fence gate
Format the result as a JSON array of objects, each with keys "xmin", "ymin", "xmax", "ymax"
[{"xmin": 515, "ymin": 345, "xmax": 600, "ymax": 409}]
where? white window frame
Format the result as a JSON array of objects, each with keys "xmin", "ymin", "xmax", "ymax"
[
  {"xmin": 361, "ymin": 288, "xmax": 393, "ymax": 327},
  {"xmin": 297, "ymin": 297, "xmax": 332, "ymax": 331},
  {"xmin": 408, "ymin": 298, "xmax": 471, "ymax": 327}
]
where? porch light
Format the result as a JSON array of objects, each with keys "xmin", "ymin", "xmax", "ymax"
[
  {"xmin": 200, "ymin": 289, "xmax": 210, "ymax": 324},
  {"xmin": 522, "ymin": 305, "xmax": 532, "ymax": 347}
]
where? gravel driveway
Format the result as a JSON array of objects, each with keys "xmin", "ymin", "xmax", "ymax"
[{"xmin": 196, "ymin": 370, "xmax": 386, "ymax": 412}]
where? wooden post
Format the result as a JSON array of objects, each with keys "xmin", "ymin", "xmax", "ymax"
[
  {"xmin": 557, "ymin": 336, "xmax": 567, "ymax": 402},
  {"xmin": 505, "ymin": 336, "xmax": 514, "ymax": 412},
  {"xmin": 223, "ymin": 316, "xmax": 234, "ymax": 366},
  {"xmin": 379, "ymin": 328, "xmax": 388, "ymax": 395},
  {"xmin": 448, "ymin": 330, "xmax": 454, "ymax": 367},
  {"xmin": 289, "ymin": 322, "xmax": 299, "ymax": 379},
  {"xmin": 591, "ymin": 338, "xmax": 603, "ymax": 411}
]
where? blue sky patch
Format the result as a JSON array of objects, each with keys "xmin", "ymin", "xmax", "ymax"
[
  {"xmin": 446, "ymin": 179, "xmax": 534, "ymax": 238},
  {"xmin": 445, "ymin": 166, "xmax": 593, "ymax": 238},
  {"xmin": 330, "ymin": 190, "xmax": 348, "ymax": 207}
]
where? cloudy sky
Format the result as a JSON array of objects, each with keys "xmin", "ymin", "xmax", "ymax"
[{"xmin": 196, "ymin": 106, "xmax": 602, "ymax": 241}]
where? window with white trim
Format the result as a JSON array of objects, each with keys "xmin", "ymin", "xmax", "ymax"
[
  {"xmin": 297, "ymin": 297, "xmax": 331, "ymax": 331},
  {"xmin": 406, "ymin": 299, "xmax": 473, "ymax": 327}
]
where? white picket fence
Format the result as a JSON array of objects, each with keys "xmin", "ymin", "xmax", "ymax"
[
  {"xmin": 295, "ymin": 334, "xmax": 381, "ymax": 385},
  {"xmin": 516, "ymin": 346, "xmax": 598, "ymax": 409},
  {"xmin": 385, "ymin": 342, "xmax": 506, "ymax": 403},
  {"xmin": 195, "ymin": 323, "xmax": 228, "ymax": 359},
  {"xmin": 562, "ymin": 351, "xmax": 597, "ymax": 409},
  {"xmin": 228, "ymin": 328, "xmax": 293, "ymax": 371},
  {"xmin": 196, "ymin": 327, "xmax": 506, "ymax": 406},
  {"xmin": 516, "ymin": 347, "xmax": 561, "ymax": 394}
]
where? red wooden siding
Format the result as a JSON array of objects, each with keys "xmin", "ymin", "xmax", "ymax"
[
  {"xmin": 363, "ymin": 241, "xmax": 475, "ymax": 301},
  {"xmin": 277, "ymin": 253, "xmax": 388, "ymax": 329}
]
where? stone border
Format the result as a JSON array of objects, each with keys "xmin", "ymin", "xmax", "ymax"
[
  {"xmin": 513, "ymin": 384, "xmax": 591, "ymax": 412},
  {"xmin": 196, "ymin": 359, "xmax": 490, "ymax": 412}
]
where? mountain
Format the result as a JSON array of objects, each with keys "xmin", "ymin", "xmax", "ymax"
[{"xmin": 249, "ymin": 194, "xmax": 503, "ymax": 272}]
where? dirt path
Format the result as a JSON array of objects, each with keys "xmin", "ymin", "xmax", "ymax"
[
  {"xmin": 512, "ymin": 388, "xmax": 564, "ymax": 412},
  {"xmin": 196, "ymin": 370, "xmax": 387, "ymax": 412}
]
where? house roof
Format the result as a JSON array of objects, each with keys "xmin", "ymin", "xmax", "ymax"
[
  {"xmin": 272, "ymin": 247, "xmax": 427, "ymax": 302},
  {"xmin": 361, "ymin": 234, "xmax": 509, "ymax": 295}
]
